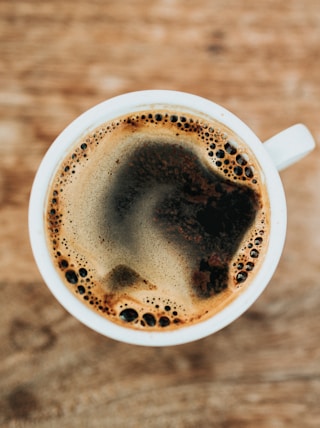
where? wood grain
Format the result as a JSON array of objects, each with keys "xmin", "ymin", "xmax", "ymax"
[{"xmin": 1, "ymin": 0, "xmax": 319, "ymax": 426}]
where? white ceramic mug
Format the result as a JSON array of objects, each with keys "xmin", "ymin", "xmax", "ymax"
[{"xmin": 29, "ymin": 90, "xmax": 315, "ymax": 346}]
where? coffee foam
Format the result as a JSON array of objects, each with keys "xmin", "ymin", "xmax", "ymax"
[{"xmin": 46, "ymin": 110, "xmax": 269, "ymax": 331}]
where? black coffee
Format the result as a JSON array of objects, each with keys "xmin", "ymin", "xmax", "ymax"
[{"xmin": 46, "ymin": 110, "xmax": 269, "ymax": 330}]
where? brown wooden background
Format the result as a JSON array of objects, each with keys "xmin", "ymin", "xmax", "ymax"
[{"xmin": 1, "ymin": 1, "xmax": 320, "ymax": 426}]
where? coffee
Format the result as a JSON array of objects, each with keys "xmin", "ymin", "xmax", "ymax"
[{"xmin": 46, "ymin": 110, "xmax": 269, "ymax": 331}]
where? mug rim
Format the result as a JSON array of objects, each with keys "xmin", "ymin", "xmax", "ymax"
[{"xmin": 28, "ymin": 90, "xmax": 287, "ymax": 346}]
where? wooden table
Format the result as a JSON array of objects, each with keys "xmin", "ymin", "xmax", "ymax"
[{"xmin": 1, "ymin": 0, "xmax": 319, "ymax": 426}]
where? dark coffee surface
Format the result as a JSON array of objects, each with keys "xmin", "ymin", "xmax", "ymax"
[
  {"xmin": 46, "ymin": 110, "xmax": 269, "ymax": 330},
  {"xmin": 109, "ymin": 142, "xmax": 259, "ymax": 297}
]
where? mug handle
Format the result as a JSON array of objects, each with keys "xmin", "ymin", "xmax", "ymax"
[{"xmin": 263, "ymin": 124, "xmax": 316, "ymax": 171}]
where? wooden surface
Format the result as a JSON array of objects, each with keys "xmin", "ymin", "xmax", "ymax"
[{"xmin": 1, "ymin": 0, "xmax": 320, "ymax": 426}]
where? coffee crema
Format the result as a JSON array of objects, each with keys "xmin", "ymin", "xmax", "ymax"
[{"xmin": 46, "ymin": 110, "xmax": 269, "ymax": 331}]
